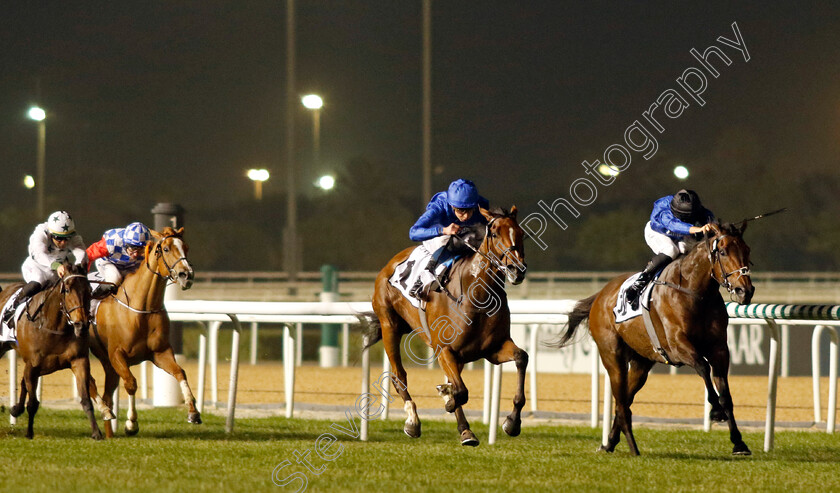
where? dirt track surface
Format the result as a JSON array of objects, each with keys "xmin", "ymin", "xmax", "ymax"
[{"xmin": 0, "ymin": 359, "xmax": 830, "ymax": 426}]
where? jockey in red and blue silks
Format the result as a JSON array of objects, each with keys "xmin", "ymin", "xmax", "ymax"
[
  {"xmin": 86, "ymin": 222, "xmax": 152, "ymax": 297},
  {"xmin": 408, "ymin": 179, "xmax": 489, "ymax": 300},
  {"xmin": 625, "ymin": 189, "xmax": 715, "ymax": 309}
]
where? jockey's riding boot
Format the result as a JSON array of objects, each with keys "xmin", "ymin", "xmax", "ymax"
[
  {"xmin": 626, "ymin": 254, "xmax": 672, "ymax": 310},
  {"xmin": 4, "ymin": 281, "xmax": 40, "ymax": 326},
  {"xmin": 409, "ymin": 257, "xmax": 440, "ymax": 301},
  {"xmin": 92, "ymin": 283, "xmax": 117, "ymax": 299}
]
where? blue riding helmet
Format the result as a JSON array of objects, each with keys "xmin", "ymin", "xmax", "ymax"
[
  {"xmin": 123, "ymin": 222, "xmax": 151, "ymax": 247},
  {"xmin": 447, "ymin": 179, "xmax": 479, "ymax": 209}
]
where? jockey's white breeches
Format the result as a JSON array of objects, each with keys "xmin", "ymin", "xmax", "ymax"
[
  {"xmin": 94, "ymin": 259, "xmax": 125, "ymax": 285},
  {"xmin": 21, "ymin": 258, "xmax": 59, "ymax": 285},
  {"xmin": 644, "ymin": 222, "xmax": 696, "ymax": 260}
]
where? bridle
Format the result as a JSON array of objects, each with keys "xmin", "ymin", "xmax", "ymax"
[
  {"xmin": 461, "ymin": 216, "xmax": 525, "ymax": 278},
  {"xmin": 706, "ymin": 233, "xmax": 751, "ymax": 295},
  {"xmin": 145, "ymin": 234, "xmax": 191, "ymax": 283},
  {"xmin": 59, "ymin": 273, "xmax": 88, "ymax": 321}
]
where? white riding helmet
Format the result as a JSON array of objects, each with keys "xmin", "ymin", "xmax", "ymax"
[{"xmin": 47, "ymin": 210, "xmax": 76, "ymax": 238}]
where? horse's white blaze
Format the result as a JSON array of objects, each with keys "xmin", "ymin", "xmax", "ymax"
[
  {"xmin": 404, "ymin": 401, "xmax": 419, "ymax": 424},
  {"xmin": 509, "ymin": 229, "xmax": 515, "ymax": 248}
]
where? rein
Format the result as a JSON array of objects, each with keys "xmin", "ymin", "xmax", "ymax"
[
  {"xmin": 460, "ymin": 217, "xmax": 522, "ymax": 279},
  {"xmin": 145, "ymin": 234, "xmax": 189, "ymax": 283}
]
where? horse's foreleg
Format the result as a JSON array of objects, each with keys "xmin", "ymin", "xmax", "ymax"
[
  {"xmin": 110, "ymin": 348, "xmax": 145, "ymax": 433},
  {"xmin": 436, "ymin": 347, "xmax": 468, "ymax": 412},
  {"xmin": 71, "ymin": 357, "xmax": 103, "ymax": 440},
  {"xmin": 10, "ymin": 376, "xmax": 27, "ymax": 418},
  {"xmin": 709, "ymin": 351, "xmax": 751, "ymax": 456},
  {"xmin": 23, "ymin": 365, "xmax": 40, "ymax": 439},
  {"xmin": 152, "ymin": 349, "xmax": 201, "ymax": 424},
  {"xmin": 87, "ymin": 375, "xmax": 116, "ymax": 426},
  {"xmin": 690, "ymin": 354, "xmax": 727, "ymax": 422},
  {"xmin": 487, "ymin": 339, "xmax": 528, "ymax": 437},
  {"xmin": 454, "ymin": 406, "xmax": 479, "ymax": 446}
]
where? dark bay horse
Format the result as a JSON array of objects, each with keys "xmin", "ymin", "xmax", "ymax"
[
  {"xmin": 555, "ymin": 222, "xmax": 754, "ymax": 455},
  {"xmin": 0, "ymin": 264, "xmax": 102, "ymax": 439},
  {"xmin": 88, "ymin": 226, "xmax": 198, "ymax": 437},
  {"xmin": 362, "ymin": 207, "xmax": 528, "ymax": 446}
]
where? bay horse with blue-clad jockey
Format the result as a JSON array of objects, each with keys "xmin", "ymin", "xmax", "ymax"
[
  {"xmin": 553, "ymin": 221, "xmax": 754, "ymax": 456},
  {"xmin": 360, "ymin": 206, "xmax": 528, "ymax": 446}
]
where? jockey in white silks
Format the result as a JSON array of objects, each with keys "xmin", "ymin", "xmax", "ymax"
[
  {"xmin": 4, "ymin": 211, "xmax": 88, "ymax": 326},
  {"xmin": 86, "ymin": 222, "xmax": 152, "ymax": 298},
  {"xmin": 407, "ymin": 179, "xmax": 490, "ymax": 300},
  {"xmin": 624, "ymin": 189, "xmax": 716, "ymax": 309}
]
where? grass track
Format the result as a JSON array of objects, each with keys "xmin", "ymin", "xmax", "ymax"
[{"xmin": 1, "ymin": 408, "xmax": 839, "ymax": 492}]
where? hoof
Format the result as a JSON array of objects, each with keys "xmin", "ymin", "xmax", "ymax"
[
  {"xmin": 502, "ymin": 416, "xmax": 521, "ymax": 437},
  {"xmin": 10, "ymin": 405, "xmax": 24, "ymax": 418},
  {"xmin": 460, "ymin": 429, "xmax": 479, "ymax": 447},
  {"xmin": 732, "ymin": 443, "xmax": 752, "ymax": 456},
  {"xmin": 404, "ymin": 420, "xmax": 421, "ymax": 438},
  {"xmin": 596, "ymin": 444, "xmax": 614, "ymax": 454},
  {"xmin": 26, "ymin": 431, "xmax": 34, "ymax": 440},
  {"xmin": 125, "ymin": 422, "xmax": 139, "ymax": 436},
  {"xmin": 188, "ymin": 412, "xmax": 202, "ymax": 425},
  {"xmin": 91, "ymin": 430, "xmax": 104, "ymax": 441},
  {"xmin": 710, "ymin": 409, "xmax": 728, "ymax": 422}
]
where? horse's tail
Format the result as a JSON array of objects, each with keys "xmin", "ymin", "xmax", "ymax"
[
  {"xmin": 357, "ymin": 311, "xmax": 383, "ymax": 349},
  {"xmin": 554, "ymin": 294, "xmax": 598, "ymax": 348}
]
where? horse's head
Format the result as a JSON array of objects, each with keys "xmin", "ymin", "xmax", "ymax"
[
  {"xmin": 148, "ymin": 227, "xmax": 195, "ymax": 289},
  {"xmin": 59, "ymin": 264, "xmax": 91, "ymax": 337},
  {"xmin": 479, "ymin": 206, "xmax": 527, "ymax": 285},
  {"xmin": 706, "ymin": 222, "xmax": 754, "ymax": 304}
]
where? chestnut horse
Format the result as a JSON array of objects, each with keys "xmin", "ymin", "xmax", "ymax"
[
  {"xmin": 88, "ymin": 226, "xmax": 198, "ymax": 437},
  {"xmin": 361, "ymin": 207, "xmax": 528, "ymax": 446},
  {"xmin": 0, "ymin": 264, "xmax": 102, "ymax": 439},
  {"xmin": 554, "ymin": 222, "xmax": 754, "ymax": 456}
]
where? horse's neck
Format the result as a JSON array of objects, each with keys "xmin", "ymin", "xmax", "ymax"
[
  {"xmin": 32, "ymin": 286, "xmax": 63, "ymax": 325},
  {"xmin": 670, "ymin": 244, "xmax": 714, "ymax": 294},
  {"xmin": 455, "ymin": 250, "xmax": 507, "ymax": 305},
  {"xmin": 121, "ymin": 263, "xmax": 166, "ymax": 310}
]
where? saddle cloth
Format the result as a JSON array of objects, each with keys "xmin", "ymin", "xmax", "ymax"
[
  {"xmin": 0, "ymin": 288, "xmax": 26, "ymax": 343},
  {"xmin": 613, "ymin": 270, "xmax": 661, "ymax": 323},
  {"xmin": 389, "ymin": 245, "xmax": 453, "ymax": 309}
]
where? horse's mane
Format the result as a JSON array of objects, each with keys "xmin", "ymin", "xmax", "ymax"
[{"xmin": 676, "ymin": 220, "xmax": 743, "ymax": 258}]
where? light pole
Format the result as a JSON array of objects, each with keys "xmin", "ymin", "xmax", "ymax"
[
  {"xmin": 28, "ymin": 106, "xmax": 46, "ymax": 219},
  {"xmin": 247, "ymin": 169, "xmax": 270, "ymax": 200},
  {"xmin": 301, "ymin": 94, "xmax": 323, "ymax": 170}
]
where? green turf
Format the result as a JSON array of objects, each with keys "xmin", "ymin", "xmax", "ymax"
[{"xmin": 0, "ymin": 407, "xmax": 839, "ymax": 492}]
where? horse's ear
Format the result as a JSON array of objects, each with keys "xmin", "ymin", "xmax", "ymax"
[
  {"xmin": 739, "ymin": 222, "xmax": 748, "ymax": 235},
  {"xmin": 176, "ymin": 227, "xmax": 185, "ymax": 236},
  {"xmin": 479, "ymin": 207, "xmax": 493, "ymax": 221},
  {"xmin": 150, "ymin": 228, "xmax": 162, "ymax": 239},
  {"xmin": 510, "ymin": 205, "xmax": 518, "ymax": 220}
]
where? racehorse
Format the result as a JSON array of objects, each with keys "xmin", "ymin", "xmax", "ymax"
[
  {"xmin": 0, "ymin": 264, "xmax": 102, "ymax": 439},
  {"xmin": 554, "ymin": 222, "xmax": 754, "ymax": 456},
  {"xmin": 361, "ymin": 207, "xmax": 528, "ymax": 446},
  {"xmin": 88, "ymin": 226, "xmax": 198, "ymax": 437}
]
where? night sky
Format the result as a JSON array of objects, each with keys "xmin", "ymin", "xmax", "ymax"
[{"xmin": 0, "ymin": 2, "xmax": 838, "ymax": 271}]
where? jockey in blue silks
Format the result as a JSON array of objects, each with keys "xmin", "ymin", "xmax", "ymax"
[
  {"xmin": 625, "ymin": 189, "xmax": 716, "ymax": 309},
  {"xmin": 408, "ymin": 179, "xmax": 490, "ymax": 300}
]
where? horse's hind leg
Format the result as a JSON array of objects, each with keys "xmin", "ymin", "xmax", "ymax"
[
  {"xmin": 71, "ymin": 357, "xmax": 103, "ymax": 440},
  {"xmin": 152, "ymin": 348, "xmax": 202, "ymax": 424},
  {"xmin": 377, "ymin": 310, "xmax": 419, "ymax": 438},
  {"xmin": 708, "ymin": 348, "xmax": 751, "ymax": 455},
  {"xmin": 22, "ymin": 365, "xmax": 40, "ymax": 439},
  {"xmin": 487, "ymin": 339, "xmax": 528, "ymax": 438},
  {"xmin": 599, "ymin": 342, "xmax": 639, "ymax": 455}
]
